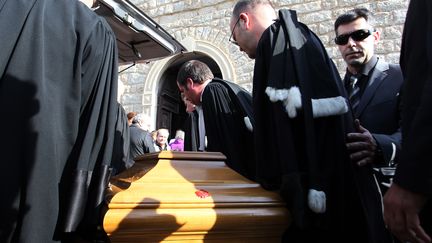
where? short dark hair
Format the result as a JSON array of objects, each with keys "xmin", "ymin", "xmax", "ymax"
[
  {"xmin": 176, "ymin": 60, "xmax": 214, "ymax": 87},
  {"xmin": 232, "ymin": 0, "xmax": 274, "ymax": 18},
  {"xmin": 334, "ymin": 8, "xmax": 375, "ymax": 35}
]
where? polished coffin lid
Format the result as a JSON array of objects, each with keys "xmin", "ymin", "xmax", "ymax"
[{"xmin": 104, "ymin": 151, "xmax": 291, "ymax": 242}]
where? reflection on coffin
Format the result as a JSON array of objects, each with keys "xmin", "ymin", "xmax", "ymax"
[{"xmin": 104, "ymin": 151, "xmax": 291, "ymax": 242}]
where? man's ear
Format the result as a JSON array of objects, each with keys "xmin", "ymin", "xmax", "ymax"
[
  {"xmin": 239, "ymin": 12, "xmax": 250, "ymax": 29},
  {"xmin": 373, "ymin": 30, "xmax": 381, "ymax": 44},
  {"xmin": 186, "ymin": 78, "xmax": 194, "ymax": 90}
]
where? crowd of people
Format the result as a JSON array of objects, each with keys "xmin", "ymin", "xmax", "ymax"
[
  {"xmin": 127, "ymin": 112, "xmax": 185, "ymax": 156},
  {"xmin": 1, "ymin": 0, "xmax": 430, "ymax": 242}
]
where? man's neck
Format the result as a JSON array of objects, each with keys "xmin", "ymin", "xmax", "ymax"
[
  {"xmin": 347, "ymin": 55, "xmax": 378, "ymax": 76},
  {"xmin": 156, "ymin": 142, "xmax": 165, "ymax": 148},
  {"xmin": 347, "ymin": 65, "xmax": 362, "ymax": 75}
]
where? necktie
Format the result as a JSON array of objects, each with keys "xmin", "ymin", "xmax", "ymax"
[
  {"xmin": 349, "ymin": 75, "xmax": 361, "ymax": 112},
  {"xmin": 196, "ymin": 106, "xmax": 206, "ymax": 151}
]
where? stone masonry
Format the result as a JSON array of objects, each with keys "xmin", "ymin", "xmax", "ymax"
[{"xmin": 119, "ymin": 0, "xmax": 408, "ymax": 119}]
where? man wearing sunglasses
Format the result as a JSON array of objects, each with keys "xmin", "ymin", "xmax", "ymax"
[{"xmin": 334, "ymin": 8, "xmax": 403, "ymax": 195}]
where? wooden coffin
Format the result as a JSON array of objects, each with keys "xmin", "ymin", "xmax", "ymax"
[{"xmin": 103, "ymin": 151, "xmax": 291, "ymax": 242}]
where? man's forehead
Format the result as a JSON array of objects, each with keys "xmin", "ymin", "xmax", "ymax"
[
  {"xmin": 337, "ymin": 18, "xmax": 370, "ymax": 33},
  {"xmin": 340, "ymin": 18, "xmax": 369, "ymax": 28}
]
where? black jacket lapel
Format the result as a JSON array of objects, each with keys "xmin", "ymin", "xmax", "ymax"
[{"xmin": 355, "ymin": 59, "xmax": 389, "ymax": 117}]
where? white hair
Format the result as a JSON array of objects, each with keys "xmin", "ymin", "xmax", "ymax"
[
  {"xmin": 174, "ymin": 130, "xmax": 185, "ymax": 139},
  {"xmin": 133, "ymin": 113, "xmax": 152, "ymax": 130}
]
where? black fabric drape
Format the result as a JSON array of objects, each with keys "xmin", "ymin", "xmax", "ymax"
[
  {"xmin": 0, "ymin": 0, "xmax": 120, "ymax": 242},
  {"xmin": 183, "ymin": 110, "xmax": 199, "ymax": 152},
  {"xmin": 396, "ymin": 0, "xmax": 432, "ymax": 236}
]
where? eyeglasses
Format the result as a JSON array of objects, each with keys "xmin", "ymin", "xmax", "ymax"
[
  {"xmin": 229, "ymin": 16, "xmax": 241, "ymax": 46},
  {"xmin": 334, "ymin": 29, "xmax": 373, "ymax": 45}
]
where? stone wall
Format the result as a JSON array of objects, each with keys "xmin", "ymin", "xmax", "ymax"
[{"xmin": 120, "ymin": 0, "xmax": 408, "ymax": 114}]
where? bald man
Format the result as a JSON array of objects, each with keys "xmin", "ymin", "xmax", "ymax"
[{"xmin": 229, "ymin": 1, "xmax": 391, "ymax": 242}]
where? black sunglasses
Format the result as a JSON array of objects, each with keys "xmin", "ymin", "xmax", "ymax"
[
  {"xmin": 334, "ymin": 29, "xmax": 373, "ymax": 45},
  {"xmin": 229, "ymin": 16, "xmax": 241, "ymax": 46}
]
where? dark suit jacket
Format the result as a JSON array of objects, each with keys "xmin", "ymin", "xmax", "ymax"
[
  {"xmin": 397, "ymin": 0, "xmax": 432, "ymax": 197},
  {"xmin": 346, "ymin": 58, "xmax": 403, "ymax": 165},
  {"xmin": 395, "ymin": 0, "xmax": 432, "ymax": 233},
  {"xmin": 129, "ymin": 124, "xmax": 155, "ymax": 160}
]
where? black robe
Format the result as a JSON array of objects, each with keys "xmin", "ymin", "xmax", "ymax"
[
  {"xmin": 111, "ymin": 104, "xmax": 133, "ymax": 176},
  {"xmin": 183, "ymin": 110, "xmax": 199, "ymax": 152},
  {"xmin": 201, "ymin": 78, "xmax": 256, "ymax": 180},
  {"xmin": 253, "ymin": 10, "xmax": 391, "ymax": 242},
  {"xmin": 0, "ymin": 0, "xmax": 119, "ymax": 242},
  {"xmin": 396, "ymin": 0, "xmax": 432, "ymax": 234}
]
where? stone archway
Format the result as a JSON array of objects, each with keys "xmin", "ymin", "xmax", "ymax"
[
  {"xmin": 144, "ymin": 39, "xmax": 236, "ymax": 137},
  {"xmin": 155, "ymin": 52, "xmax": 221, "ymax": 137}
]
